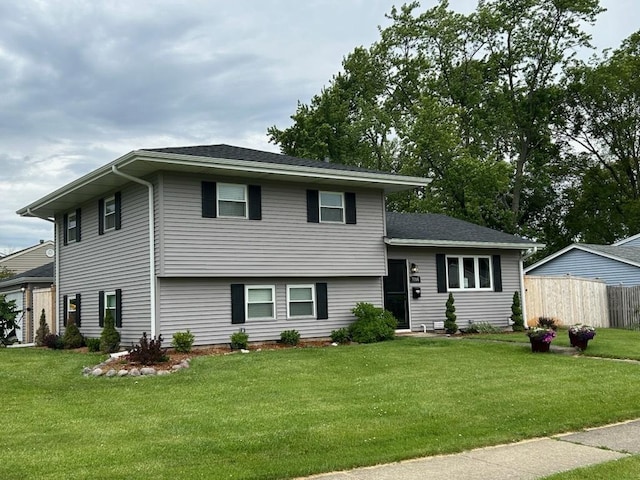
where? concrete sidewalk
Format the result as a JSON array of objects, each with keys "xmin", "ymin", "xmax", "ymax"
[{"xmin": 300, "ymin": 419, "xmax": 640, "ymax": 479}]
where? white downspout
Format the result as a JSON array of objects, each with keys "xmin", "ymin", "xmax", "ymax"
[
  {"xmin": 520, "ymin": 252, "xmax": 527, "ymax": 329},
  {"xmin": 111, "ymin": 166, "xmax": 156, "ymax": 338}
]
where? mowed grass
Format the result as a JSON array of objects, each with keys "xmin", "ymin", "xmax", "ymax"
[
  {"xmin": 542, "ymin": 456, "xmax": 640, "ymax": 479},
  {"xmin": 468, "ymin": 327, "xmax": 640, "ymax": 360},
  {"xmin": 2, "ymin": 335, "xmax": 640, "ymax": 479}
]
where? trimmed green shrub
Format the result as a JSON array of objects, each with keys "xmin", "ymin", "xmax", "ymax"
[
  {"xmin": 330, "ymin": 327, "xmax": 350, "ymax": 344},
  {"xmin": 280, "ymin": 329, "xmax": 300, "ymax": 346},
  {"xmin": 171, "ymin": 330, "xmax": 195, "ymax": 353},
  {"xmin": 465, "ymin": 322, "xmax": 502, "ymax": 334},
  {"xmin": 230, "ymin": 331, "xmax": 249, "ymax": 350},
  {"xmin": 44, "ymin": 333, "xmax": 64, "ymax": 350},
  {"xmin": 128, "ymin": 332, "xmax": 168, "ymax": 365},
  {"xmin": 85, "ymin": 338, "xmax": 101, "ymax": 352},
  {"xmin": 62, "ymin": 320, "xmax": 84, "ymax": 349},
  {"xmin": 511, "ymin": 291, "xmax": 524, "ymax": 331},
  {"xmin": 35, "ymin": 309, "xmax": 50, "ymax": 347},
  {"xmin": 348, "ymin": 302, "xmax": 397, "ymax": 343},
  {"xmin": 444, "ymin": 293, "xmax": 458, "ymax": 334},
  {"xmin": 99, "ymin": 310, "xmax": 121, "ymax": 353}
]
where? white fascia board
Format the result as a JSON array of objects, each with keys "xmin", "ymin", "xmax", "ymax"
[
  {"xmin": 524, "ymin": 244, "xmax": 577, "ymax": 273},
  {"xmin": 385, "ymin": 238, "xmax": 543, "ymax": 250},
  {"xmin": 524, "ymin": 243, "xmax": 640, "ymax": 273},
  {"xmin": 129, "ymin": 150, "xmax": 429, "ymax": 189},
  {"xmin": 613, "ymin": 233, "xmax": 640, "ymax": 246}
]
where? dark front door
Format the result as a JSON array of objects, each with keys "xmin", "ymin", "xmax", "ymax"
[{"xmin": 384, "ymin": 259, "xmax": 410, "ymax": 329}]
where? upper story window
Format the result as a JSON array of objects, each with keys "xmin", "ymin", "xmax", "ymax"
[
  {"xmin": 202, "ymin": 181, "xmax": 262, "ymax": 220},
  {"xmin": 99, "ymin": 192, "xmax": 121, "ymax": 234},
  {"xmin": 63, "ymin": 208, "xmax": 81, "ymax": 245},
  {"xmin": 287, "ymin": 285, "xmax": 316, "ymax": 318},
  {"xmin": 307, "ymin": 190, "xmax": 356, "ymax": 224},
  {"xmin": 319, "ymin": 192, "xmax": 344, "ymax": 223},
  {"xmin": 218, "ymin": 183, "xmax": 247, "ymax": 218},
  {"xmin": 446, "ymin": 256, "xmax": 492, "ymax": 290}
]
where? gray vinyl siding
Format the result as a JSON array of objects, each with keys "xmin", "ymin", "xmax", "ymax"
[
  {"xmin": 158, "ymin": 172, "xmax": 387, "ymax": 277},
  {"xmin": 158, "ymin": 276, "xmax": 383, "ymax": 346},
  {"xmin": 526, "ymin": 249, "xmax": 640, "ymax": 286},
  {"xmin": 0, "ymin": 243, "xmax": 53, "ymax": 275},
  {"xmin": 387, "ymin": 247, "xmax": 521, "ymax": 330},
  {"xmin": 619, "ymin": 236, "xmax": 640, "ymax": 247},
  {"xmin": 57, "ymin": 182, "xmax": 151, "ymax": 345}
]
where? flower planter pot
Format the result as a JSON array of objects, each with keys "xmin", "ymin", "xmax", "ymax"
[
  {"xmin": 569, "ymin": 332, "xmax": 589, "ymax": 350},
  {"xmin": 530, "ymin": 338, "xmax": 551, "ymax": 352}
]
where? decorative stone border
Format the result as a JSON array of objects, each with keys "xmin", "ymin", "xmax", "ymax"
[{"xmin": 82, "ymin": 355, "xmax": 191, "ymax": 377}]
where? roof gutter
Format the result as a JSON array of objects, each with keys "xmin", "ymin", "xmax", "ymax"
[
  {"xmin": 384, "ymin": 238, "xmax": 545, "ymax": 250},
  {"xmin": 110, "ymin": 165, "xmax": 156, "ymax": 338}
]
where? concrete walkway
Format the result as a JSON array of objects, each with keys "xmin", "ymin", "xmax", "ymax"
[{"xmin": 300, "ymin": 419, "xmax": 640, "ymax": 479}]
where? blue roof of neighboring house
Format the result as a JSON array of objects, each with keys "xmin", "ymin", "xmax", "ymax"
[{"xmin": 0, "ymin": 262, "xmax": 54, "ymax": 289}]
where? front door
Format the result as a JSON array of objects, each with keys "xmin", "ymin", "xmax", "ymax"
[{"xmin": 383, "ymin": 259, "xmax": 410, "ymax": 329}]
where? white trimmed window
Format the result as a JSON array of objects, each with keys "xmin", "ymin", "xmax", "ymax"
[
  {"xmin": 67, "ymin": 211, "xmax": 78, "ymax": 242},
  {"xmin": 218, "ymin": 183, "xmax": 247, "ymax": 218},
  {"xmin": 246, "ymin": 286, "xmax": 275, "ymax": 320},
  {"xmin": 446, "ymin": 256, "xmax": 492, "ymax": 290},
  {"xmin": 105, "ymin": 291, "xmax": 117, "ymax": 318},
  {"xmin": 287, "ymin": 285, "xmax": 316, "ymax": 318},
  {"xmin": 104, "ymin": 196, "xmax": 116, "ymax": 231},
  {"xmin": 67, "ymin": 295, "xmax": 77, "ymax": 325},
  {"xmin": 319, "ymin": 191, "xmax": 344, "ymax": 223}
]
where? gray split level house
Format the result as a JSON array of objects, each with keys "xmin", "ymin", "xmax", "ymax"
[{"xmin": 17, "ymin": 145, "xmax": 541, "ymax": 346}]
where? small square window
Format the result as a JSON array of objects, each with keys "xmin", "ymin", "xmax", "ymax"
[
  {"xmin": 319, "ymin": 192, "xmax": 344, "ymax": 223},
  {"xmin": 218, "ymin": 183, "xmax": 247, "ymax": 218},
  {"xmin": 246, "ymin": 286, "xmax": 275, "ymax": 320},
  {"xmin": 287, "ymin": 285, "xmax": 316, "ymax": 318}
]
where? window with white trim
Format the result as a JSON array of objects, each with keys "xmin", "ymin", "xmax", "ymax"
[
  {"xmin": 446, "ymin": 256, "xmax": 492, "ymax": 290},
  {"xmin": 246, "ymin": 286, "xmax": 275, "ymax": 320},
  {"xmin": 104, "ymin": 196, "xmax": 116, "ymax": 231},
  {"xmin": 319, "ymin": 191, "xmax": 344, "ymax": 223},
  {"xmin": 287, "ymin": 285, "xmax": 316, "ymax": 318},
  {"xmin": 105, "ymin": 291, "xmax": 117, "ymax": 318},
  {"xmin": 67, "ymin": 211, "xmax": 78, "ymax": 242},
  {"xmin": 218, "ymin": 183, "xmax": 247, "ymax": 218},
  {"xmin": 67, "ymin": 295, "xmax": 77, "ymax": 325}
]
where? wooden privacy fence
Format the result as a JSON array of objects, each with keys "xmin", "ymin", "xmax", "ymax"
[
  {"xmin": 607, "ymin": 285, "xmax": 640, "ymax": 330},
  {"xmin": 524, "ymin": 275, "xmax": 609, "ymax": 328}
]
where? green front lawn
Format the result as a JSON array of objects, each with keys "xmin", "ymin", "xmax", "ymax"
[
  {"xmin": 542, "ymin": 455, "xmax": 640, "ymax": 479},
  {"xmin": 2, "ymin": 334, "xmax": 640, "ymax": 479}
]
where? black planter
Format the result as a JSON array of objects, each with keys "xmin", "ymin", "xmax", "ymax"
[
  {"xmin": 530, "ymin": 338, "xmax": 551, "ymax": 352},
  {"xmin": 569, "ymin": 332, "xmax": 589, "ymax": 350}
]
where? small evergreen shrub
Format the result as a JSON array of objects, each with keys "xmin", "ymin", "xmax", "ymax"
[
  {"xmin": 466, "ymin": 322, "xmax": 502, "ymax": 334},
  {"xmin": 128, "ymin": 332, "xmax": 168, "ymax": 365},
  {"xmin": 330, "ymin": 327, "xmax": 351, "ymax": 344},
  {"xmin": 444, "ymin": 293, "xmax": 458, "ymax": 334},
  {"xmin": 280, "ymin": 329, "xmax": 300, "ymax": 346},
  {"xmin": 35, "ymin": 309, "xmax": 50, "ymax": 347},
  {"xmin": 44, "ymin": 333, "xmax": 64, "ymax": 350},
  {"xmin": 348, "ymin": 302, "xmax": 397, "ymax": 343},
  {"xmin": 86, "ymin": 338, "xmax": 101, "ymax": 352},
  {"xmin": 171, "ymin": 330, "xmax": 195, "ymax": 353},
  {"xmin": 230, "ymin": 330, "xmax": 249, "ymax": 350},
  {"xmin": 511, "ymin": 291, "xmax": 524, "ymax": 331},
  {"xmin": 99, "ymin": 310, "xmax": 121, "ymax": 353},
  {"xmin": 62, "ymin": 320, "xmax": 84, "ymax": 349}
]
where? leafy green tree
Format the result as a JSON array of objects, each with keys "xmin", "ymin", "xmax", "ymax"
[
  {"xmin": 511, "ymin": 291, "xmax": 524, "ymax": 332},
  {"xmin": 99, "ymin": 310, "xmax": 120, "ymax": 353},
  {"xmin": 0, "ymin": 266, "xmax": 14, "ymax": 280},
  {"xmin": 444, "ymin": 293, "xmax": 457, "ymax": 334}
]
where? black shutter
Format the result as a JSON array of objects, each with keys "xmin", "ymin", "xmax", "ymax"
[
  {"xmin": 492, "ymin": 255, "xmax": 503, "ymax": 292},
  {"xmin": 98, "ymin": 291, "xmax": 105, "ymax": 327},
  {"xmin": 115, "ymin": 289, "xmax": 122, "ymax": 327},
  {"xmin": 114, "ymin": 192, "xmax": 122, "ymax": 230},
  {"xmin": 248, "ymin": 185, "xmax": 262, "ymax": 220},
  {"xmin": 76, "ymin": 293, "xmax": 81, "ymax": 327},
  {"xmin": 316, "ymin": 282, "xmax": 328, "ymax": 320},
  {"xmin": 202, "ymin": 181, "xmax": 217, "ymax": 218},
  {"xmin": 63, "ymin": 214, "xmax": 68, "ymax": 245},
  {"xmin": 63, "ymin": 295, "xmax": 68, "ymax": 327},
  {"xmin": 307, "ymin": 190, "xmax": 319, "ymax": 223},
  {"xmin": 98, "ymin": 198, "xmax": 105, "ymax": 235},
  {"xmin": 436, "ymin": 254, "xmax": 447, "ymax": 293},
  {"xmin": 231, "ymin": 284, "xmax": 245, "ymax": 324},
  {"xmin": 345, "ymin": 192, "xmax": 356, "ymax": 224},
  {"xmin": 75, "ymin": 208, "xmax": 82, "ymax": 242}
]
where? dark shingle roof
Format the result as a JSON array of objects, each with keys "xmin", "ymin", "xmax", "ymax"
[
  {"xmin": 579, "ymin": 244, "xmax": 640, "ymax": 265},
  {"xmin": 386, "ymin": 212, "xmax": 536, "ymax": 246},
  {"xmin": 143, "ymin": 144, "xmax": 385, "ymax": 174},
  {"xmin": 6, "ymin": 262, "xmax": 54, "ymax": 281}
]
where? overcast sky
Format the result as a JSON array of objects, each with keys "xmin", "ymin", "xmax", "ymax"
[{"xmin": 0, "ymin": 0, "xmax": 637, "ymax": 253}]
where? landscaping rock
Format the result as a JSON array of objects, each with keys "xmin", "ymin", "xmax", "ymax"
[
  {"xmin": 157, "ymin": 370, "xmax": 171, "ymax": 376},
  {"xmin": 172, "ymin": 364, "xmax": 182, "ymax": 371},
  {"xmin": 105, "ymin": 369, "xmax": 117, "ymax": 377},
  {"xmin": 91, "ymin": 368, "xmax": 104, "ymax": 377},
  {"xmin": 180, "ymin": 360, "xmax": 190, "ymax": 369},
  {"xmin": 117, "ymin": 370, "xmax": 129, "ymax": 377},
  {"xmin": 129, "ymin": 368, "xmax": 140, "ymax": 377},
  {"xmin": 140, "ymin": 367, "xmax": 156, "ymax": 376},
  {"xmin": 82, "ymin": 367, "xmax": 92, "ymax": 375}
]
